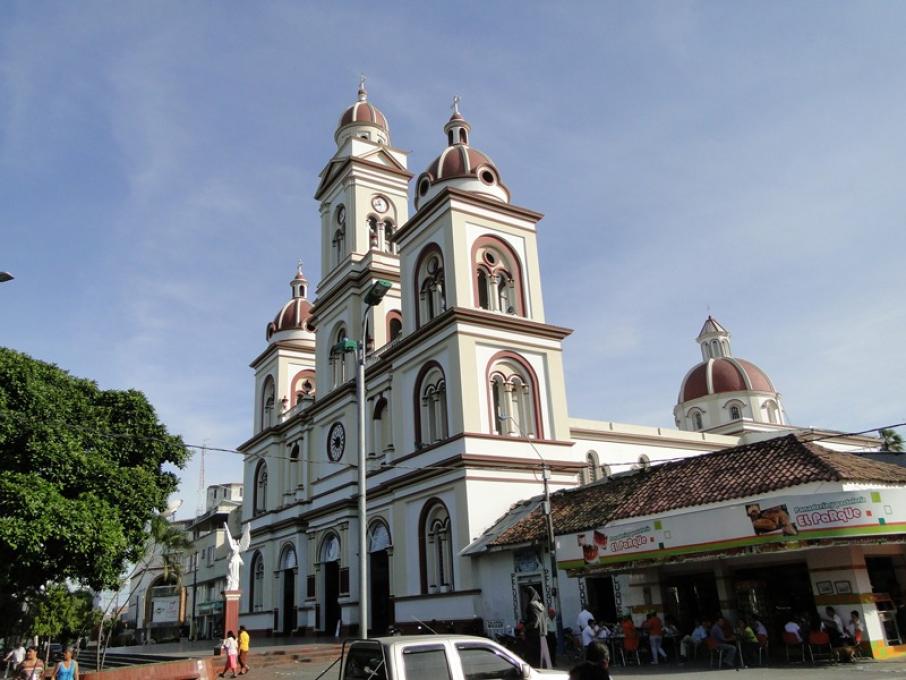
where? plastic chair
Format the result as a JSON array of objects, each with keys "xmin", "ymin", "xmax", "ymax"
[
  {"xmin": 783, "ymin": 632, "xmax": 805, "ymax": 663},
  {"xmin": 755, "ymin": 634, "xmax": 769, "ymax": 665},
  {"xmin": 705, "ymin": 637, "xmax": 724, "ymax": 669},
  {"xmin": 623, "ymin": 636, "xmax": 641, "ymax": 666},
  {"xmin": 807, "ymin": 630, "xmax": 837, "ymax": 664}
]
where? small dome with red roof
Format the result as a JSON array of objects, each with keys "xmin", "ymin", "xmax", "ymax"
[
  {"xmin": 675, "ymin": 317, "xmax": 786, "ymax": 432},
  {"xmin": 414, "ymin": 97, "xmax": 510, "ymax": 209},
  {"xmin": 335, "ymin": 77, "xmax": 390, "ymax": 146},
  {"xmin": 266, "ymin": 263, "xmax": 315, "ymax": 344}
]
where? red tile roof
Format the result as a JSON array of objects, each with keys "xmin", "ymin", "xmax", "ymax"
[{"xmin": 486, "ymin": 434, "xmax": 906, "ymax": 548}]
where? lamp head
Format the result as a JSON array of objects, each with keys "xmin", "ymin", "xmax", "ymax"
[
  {"xmin": 364, "ymin": 279, "xmax": 392, "ymax": 306},
  {"xmin": 0, "ymin": 272, "xmax": 13, "ymax": 283}
]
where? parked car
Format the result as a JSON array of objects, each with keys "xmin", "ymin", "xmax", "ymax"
[{"xmin": 339, "ymin": 635, "xmax": 569, "ymax": 680}]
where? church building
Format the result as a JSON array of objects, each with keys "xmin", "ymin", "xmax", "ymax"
[{"xmin": 236, "ymin": 84, "xmax": 878, "ymax": 640}]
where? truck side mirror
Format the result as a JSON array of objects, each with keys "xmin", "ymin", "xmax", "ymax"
[{"xmin": 521, "ymin": 663, "xmax": 532, "ymax": 680}]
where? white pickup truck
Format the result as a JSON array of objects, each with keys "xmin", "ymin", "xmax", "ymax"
[{"xmin": 337, "ymin": 635, "xmax": 569, "ymax": 680}]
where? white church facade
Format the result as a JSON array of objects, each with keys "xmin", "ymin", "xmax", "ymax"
[{"xmin": 236, "ymin": 84, "xmax": 874, "ymax": 637}]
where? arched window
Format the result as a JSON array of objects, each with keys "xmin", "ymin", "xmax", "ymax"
[
  {"xmin": 280, "ymin": 544, "xmax": 297, "ymax": 571},
  {"xmin": 250, "ymin": 552, "xmax": 264, "ymax": 612},
  {"xmin": 253, "ymin": 461, "xmax": 268, "ymax": 515},
  {"xmin": 291, "ymin": 369, "xmax": 316, "ymax": 405},
  {"xmin": 764, "ymin": 400, "xmax": 781, "ymax": 425},
  {"xmin": 332, "ymin": 228, "xmax": 345, "ymax": 267},
  {"xmin": 414, "ymin": 245, "xmax": 446, "ymax": 328},
  {"xmin": 415, "ymin": 363, "xmax": 448, "ymax": 447},
  {"xmin": 472, "ymin": 236, "xmax": 525, "ymax": 316},
  {"xmin": 288, "ymin": 443, "xmax": 300, "ymax": 491},
  {"xmin": 320, "ymin": 533, "xmax": 340, "ymax": 563},
  {"xmin": 580, "ymin": 450, "xmax": 602, "ymax": 484},
  {"xmin": 387, "ymin": 312, "xmax": 403, "ymax": 342},
  {"xmin": 372, "ymin": 397, "xmax": 393, "ymax": 455},
  {"xmin": 368, "ymin": 215, "xmax": 379, "ymax": 250},
  {"xmin": 487, "ymin": 353, "xmax": 541, "ymax": 438},
  {"xmin": 419, "ymin": 500, "xmax": 453, "ymax": 593},
  {"xmin": 383, "ymin": 219, "xmax": 396, "ymax": 254},
  {"xmin": 689, "ymin": 409, "xmax": 704, "ymax": 431},
  {"xmin": 330, "ymin": 327, "xmax": 350, "ymax": 388},
  {"xmin": 726, "ymin": 400, "xmax": 743, "ymax": 421},
  {"xmin": 368, "ymin": 520, "xmax": 392, "ymax": 553},
  {"xmin": 261, "ymin": 376, "xmax": 276, "ymax": 431}
]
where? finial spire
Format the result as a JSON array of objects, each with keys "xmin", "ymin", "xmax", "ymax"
[
  {"xmin": 296, "ymin": 258, "xmax": 304, "ymax": 276},
  {"xmin": 358, "ymin": 73, "xmax": 367, "ymax": 101},
  {"xmin": 451, "ymin": 95, "xmax": 462, "ymax": 116}
]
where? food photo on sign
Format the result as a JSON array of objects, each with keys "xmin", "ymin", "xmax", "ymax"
[{"xmin": 745, "ymin": 502, "xmax": 799, "ymax": 536}]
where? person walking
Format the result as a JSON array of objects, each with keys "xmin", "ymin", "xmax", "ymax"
[
  {"xmin": 643, "ymin": 611, "xmax": 668, "ymax": 664},
  {"xmin": 219, "ymin": 631, "xmax": 239, "ymax": 679},
  {"xmin": 50, "ymin": 648, "xmax": 77, "ymax": 680},
  {"xmin": 237, "ymin": 627, "xmax": 250, "ymax": 675},
  {"xmin": 3, "ymin": 644, "xmax": 26, "ymax": 680},
  {"xmin": 525, "ymin": 588, "xmax": 552, "ymax": 669},
  {"xmin": 15, "ymin": 648, "xmax": 44, "ymax": 680}
]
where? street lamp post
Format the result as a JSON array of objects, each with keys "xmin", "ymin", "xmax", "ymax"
[
  {"xmin": 355, "ymin": 280, "xmax": 392, "ymax": 638},
  {"xmin": 499, "ymin": 414, "xmax": 565, "ymax": 654}
]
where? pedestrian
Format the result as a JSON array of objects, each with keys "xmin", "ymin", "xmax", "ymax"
[
  {"xmin": 585, "ymin": 639, "xmax": 610, "ymax": 674},
  {"xmin": 219, "ymin": 631, "xmax": 239, "ymax": 679},
  {"xmin": 3, "ymin": 644, "xmax": 26, "ymax": 680},
  {"xmin": 525, "ymin": 588, "xmax": 552, "ymax": 669},
  {"xmin": 237, "ymin": 626, "xmax": 250, "ymax": 675},
  {"xmin": 16, "ymin": 647, "xmax": 44, "ymax": 680},
  {"xmin": 642, "ymin": 611, "xmax": 668, "ymax": 664},
  {"xmin": 576, "ymin": 606, "xmax": 594, "ymax": 635},
  {"xmin": 569, "ymin": 639, "xmax": 611, "ymax": 680},
  {"xmin": 50, "ymin": 648, "xmax": 77, "ymax": 680},
  {"xmin": 581, "ymin": 619, "xmax": 599, "ymax": 648}
]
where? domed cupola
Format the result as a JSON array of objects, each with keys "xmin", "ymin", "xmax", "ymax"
[
  {"xmin": 414, "ymin": 96, "xmax": 511, "ymax": 210},
  {"xmin": 266, "ymin": 262, "xmax": 315, "ymax": 344},
  {"xmin": 674, "ymin": 316, "xmax": 787, "ymax": 432},
  {"xmin": 335, "ymin": 76, "xmax": 390, "ymax": 146}
]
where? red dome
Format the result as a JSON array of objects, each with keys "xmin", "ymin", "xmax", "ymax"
[
  {"xmin": 424, "ymin": 145, "xmax": 499, "ymax": 182},
  {"xmin": 266, "ymin": 298, "xmax": 313, "ymax": 341},
  {"xmin": 338, "ymin": 100, "xmax": 388, "ymax": 131},
  {"xmin": 681, "ymin": 358, "xmax": 776, "ymax": 402}
]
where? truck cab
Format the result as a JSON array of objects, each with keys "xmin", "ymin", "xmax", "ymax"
[{"xmin": 339, "ymin": 635, "xmax": 569, "ymax": 680}]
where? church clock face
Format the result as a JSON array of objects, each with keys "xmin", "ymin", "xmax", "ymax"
[
  {"xmin": 336, "ymin": 205, "xmax": 346, "ymax": 226},
  {"xmin": 371, "ymin": 196, "xmax": 388, "ymax": 213},
  {"xmin": 327, "ymin": 422, "xmax": 346, "ymax": 462}
]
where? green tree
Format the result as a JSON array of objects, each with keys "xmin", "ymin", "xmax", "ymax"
[
  {"xmin": 31, "ymin": 585, "xmax": 100, "ymax": 655},
  {"xmin": 0, "ymin": 348, "xmax": 188, "ymax": 638},
  {"xmin": 881, "ymin": 428, "xmax": 905, "ymax": 453}
]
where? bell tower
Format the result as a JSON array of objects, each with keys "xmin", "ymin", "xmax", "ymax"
[{"xmin": 312, "ymin": 79, "xmax": 412, "ymax": 387}]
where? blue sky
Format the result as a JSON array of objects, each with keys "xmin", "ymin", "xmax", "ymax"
[{"xmin": 2, "ymin": 2, "xmax": 905, "ymax": 518}]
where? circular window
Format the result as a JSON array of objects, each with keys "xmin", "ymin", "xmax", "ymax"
[
  {"xmin": 427, "ymin": 256, "xmax": 439, "ymax": 274},
  {"xmin": 418, "ymin": 179, "xmax": 430, "ymax": 196},
  {"xmin": 479, "ymin": 169, "xmax": 496, "ymax": 185},
  {"xmin": 483, "ymin": 250, "xmax": 497, "ymax": 266}
]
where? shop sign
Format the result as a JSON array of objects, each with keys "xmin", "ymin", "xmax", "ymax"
[{"xmin": 559, "ymin": 488, "xmax": 906, "ymax": 571}]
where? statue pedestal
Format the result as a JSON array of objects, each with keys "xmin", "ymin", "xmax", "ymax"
[{"xmin": 223, "ymin": 590, "xmax": 241, "ymax": 639}]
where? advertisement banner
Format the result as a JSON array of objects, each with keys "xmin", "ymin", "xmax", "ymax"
[
  {"xmin": 559, "ymin": 488, "xmax": 906, "ymax": 572},
  {"xmin": 151, "ymin": 595, "xmax": 180, "ymax": 623}
]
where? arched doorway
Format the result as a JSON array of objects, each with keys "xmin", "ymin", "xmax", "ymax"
[
  {"xmin": 368, "ymin": 521, "xmax": 393, "ymax": 635},
  {"xmin": 320, "ymin": 533, "xmax": 341, "ymax": 636},
  {"xmin": 279, "ymin": 545, "xmax": 298, "ymax": 635}
]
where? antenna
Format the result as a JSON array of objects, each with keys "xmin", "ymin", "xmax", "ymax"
[
  {"xmin": 197, "ymin": 440, "xmax": 208, "ymax": 515},
  {"xmin": 412, "ymin": 616, "xmax": 438, "ymax": 634}
]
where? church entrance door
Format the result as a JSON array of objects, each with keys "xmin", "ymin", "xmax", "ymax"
[
  {"xmin": 370, "ymin": 550, "xmax": 391, "ymax": 634},
  {"xmin": 324, "ymin": 562, "xmax": 340, "ymax": 636},
  {"xmin": 282, "ymin": 569, "xmax": 296, "ymax": 634}
]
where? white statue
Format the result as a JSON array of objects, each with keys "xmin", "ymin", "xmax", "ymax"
[{"xmin": 224, "ymin": 522, "xmax": 251, "ymax": 591}]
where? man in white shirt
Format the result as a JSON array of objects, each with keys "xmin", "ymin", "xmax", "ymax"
[
  {"xmin": 680, "ymin": 621, "xmax": 708, "ymax": 660},
  {"xmin": 576, "ymin": 607, "xmax": 594, "ymax": 635},
  {"xmin": 581, "ymin": 620, "xmax": 599, "ymax": 648},
  {"xmin": 3, "ymin": 645, "xmax": 26, "ymax": 680}
]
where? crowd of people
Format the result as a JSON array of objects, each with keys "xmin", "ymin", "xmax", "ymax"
[{"xmin": 2, "ymin": 645, "xmax": 78, "ymax": 680}]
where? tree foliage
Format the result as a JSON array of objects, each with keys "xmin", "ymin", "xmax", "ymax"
[
  {"xmin": 880, "ymin": 428, "xmax": 905, "ymax": 453},
  {"xmin": 0, "ymin": 348, "xmax": 188, "ymax": 632},
  {"xmin": 31, "ymin": 585, "xmax": 100, "ymax": 646}
]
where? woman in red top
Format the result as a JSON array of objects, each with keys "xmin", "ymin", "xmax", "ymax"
[{"xmin": 643, "ymin": 612, "xmax": 668, "ymax": 664}]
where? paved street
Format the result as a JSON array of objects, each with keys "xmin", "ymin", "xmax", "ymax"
[{"xmin": 234, "ymin": 657, "xmax": 906, "ymax": 680}]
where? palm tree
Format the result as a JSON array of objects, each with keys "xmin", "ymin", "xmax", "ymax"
[{"xmin": 880, "ymin": 428, "xmax": 905, "ymax": 453}]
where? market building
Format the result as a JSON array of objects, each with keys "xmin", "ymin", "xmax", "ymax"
[{"xmin": 469, "ymin": 434, "xmax": 906, "ymax": 659}]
